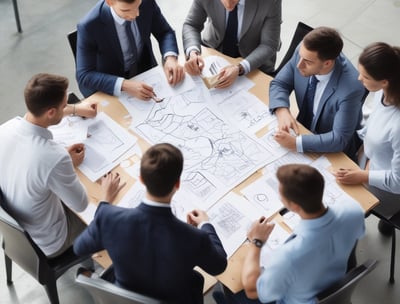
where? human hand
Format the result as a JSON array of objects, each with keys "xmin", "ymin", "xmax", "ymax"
[
  {"xmin": 100, "ymin": 172, "xmax": 126, "ymax": 203},
  {"xmin": 67, "ymin": 143, "xmax": 85, "ymax": 167},
  {"xmin": 247, "ymin": 217, "xmax": 275, "ymax": 243},
  {"xmin": 332, "ymin": 168, "xmax": 368, "ymax": 185},
  {"xmin": 274, "ymin": 130, "xmax": 296, "ymax": 150},
  {"xmin": 215, "ymin": 64, "xmax": 239, "ymax": 89},
  {"xmin": 163, "ymin": 56, "xmax": 185, "ymax": 86},
  {"xmin": 122, "ymin": 80, "xmax": 154, "ymax": 100},
  {"xmin": 274, "ymin": 108, "xmax": 299, "ymax": 135},
  {"xmin": 184, "ymin": 51, "xmax": 204, "ymax": 76},
  {"xmin": 75, "ymin": 102, "xmax": 97, "ymax": 118},
  {"xmin": 187, "ymin": 209, "xmax": 209, "ymax": 227}
]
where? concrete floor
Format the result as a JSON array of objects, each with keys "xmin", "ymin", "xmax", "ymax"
[{"xmin": 1, "ymin": 0, "xmax": 400, "ymax": 303}]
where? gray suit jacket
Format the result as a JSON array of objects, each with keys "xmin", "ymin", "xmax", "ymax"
[
  {"xmin": 182, "ymin": 0, "xmax": 281, "ymax": 74},
  {"xmin": 269, "ymin": 46, "xmax": 366, "ymax": 157}
]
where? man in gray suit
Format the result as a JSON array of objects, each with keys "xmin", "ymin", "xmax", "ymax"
[
  {"xmin": 182, "ymin": 0, "xmax": 281, "ymax": 88},
  {"xmin": 269, "ymin": 27, "xmax": 365, "ymax": 161}
]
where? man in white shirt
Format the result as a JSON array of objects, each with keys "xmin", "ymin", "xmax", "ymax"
[{"xmin": 0, "ymin": 73, "xmax": 100, "ymax": 257}]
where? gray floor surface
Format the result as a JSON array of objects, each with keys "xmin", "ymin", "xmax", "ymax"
[{"xmin": 1, "ymin": 0, "xmax": 400, "ymax": 303}]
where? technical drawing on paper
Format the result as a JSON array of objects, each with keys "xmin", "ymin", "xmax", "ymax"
[
  {"xmin": 85, "ymin": 119, "xmax": 124, "ymax": 154},
  {"xmin": 241, "ymin": 174, "xmax": 284, "ymax": 219},
  {"xmin": 134, "ymin": 105, "xmax": 273, "ymax": 207},
  {"xmin": 209, "ymin": 201, "xmax": 246, "ymax": 239},
  {"xmin": 216, "ymin": 90, "xmax": 274, "ymax": 134}
]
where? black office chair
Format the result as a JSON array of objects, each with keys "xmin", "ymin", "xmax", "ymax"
[
  {"xmin": 369, "ymin": 208, "xmax": 400, "ymax": 283},
  {"xmin": 316, "ymin": 259, "xmax": 378, "ymax": 304},
  {"xmin": 270, "ymin": 22, "xmax": 313, "ymax": 77},
  {"xmin": 67, "ymin": 30, "xmax": 78, "ymax": 63},
  {"xmin": 75, "ymin": 267, "xmax": 164, "ymax": 304},
  {"xmin": 0, "ymin": 189, "xmax": 91, "ymax": 304},
  {"xmin": 66, "ymin": 30, "xmax": 81, "ymax": 104}
]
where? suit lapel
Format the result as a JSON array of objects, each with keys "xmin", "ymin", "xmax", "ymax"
[
  {"xmin": 311, "ymin": 59, "xmax": 341, "ymax": 130},
  {"xmin": 100, "ymin": 3, "xmax": 125, "ymax": 67},
  {"xmin": 240, "ymin": 0, "xmax": 257, "ymax": 39},
  {"xmin": 215, "ymin": 1, "xmax": 227, "ymax": 35}
]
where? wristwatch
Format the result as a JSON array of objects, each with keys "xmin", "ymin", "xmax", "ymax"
[
  {"xmin": 237, "ymin": 63, "xmax": 245, "ymax": 76},
  {"xmin": 251, "ymin": 238, "xmax": 264, "ymax": 248}
]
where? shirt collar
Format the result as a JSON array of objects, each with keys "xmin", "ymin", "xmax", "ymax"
[
  {"xmin": 142, "ymin": 197, "xmax": 171, "ymax": 208},
  {"xmin": 109, "ymin": 6, "xmax": 126, "ymax": 26},
  {"xmin": 315, "ymin": 69, "xmax": 333, "ymax": 84}
]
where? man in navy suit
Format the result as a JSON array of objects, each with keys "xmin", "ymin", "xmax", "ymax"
[
  {"xmin": 73, "ymin": 143, "xmax": 227, "ymax": 303},
  {"xmin": 76, "ymin": 0, "xmax": 185, "ymax": 100},
  {"xmin": 269, "ymin": 27, "xmax": 365, "ymax": 161}
]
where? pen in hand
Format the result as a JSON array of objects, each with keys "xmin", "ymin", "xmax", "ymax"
[{"xmin": 151, "ymin": 92, "xmax": 164, "ymax": 103}]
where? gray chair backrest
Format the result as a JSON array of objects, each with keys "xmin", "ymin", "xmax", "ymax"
[
  {"xmin": 76, "ymin": 274, "xmax": 164, "ymax": 304},
  {"xmin": 316, "ymin": 259, "xmax": 378, "ymax": 304},
  {"xmin": 0, "ymin": 191, "xmax": 44, "ymax": 281}
]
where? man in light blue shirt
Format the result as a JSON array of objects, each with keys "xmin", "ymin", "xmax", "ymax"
[{"xmin": 238, "ymin": 164, "xmax": 365, "ymax": 304}]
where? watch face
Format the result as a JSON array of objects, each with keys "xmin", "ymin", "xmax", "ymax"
[{"xmin": 252, "ymin": 239, "xmax": 263, "ymax": 248}]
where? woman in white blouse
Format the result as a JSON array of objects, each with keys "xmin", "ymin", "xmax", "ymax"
[{"xmin": 334, "ymin": 42, "xmax": 400, "ymax": 234}]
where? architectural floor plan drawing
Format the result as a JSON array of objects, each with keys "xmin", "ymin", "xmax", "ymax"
[{"xmin": 134, "ymin": 101, "xmax": 274, "ymax": 209}]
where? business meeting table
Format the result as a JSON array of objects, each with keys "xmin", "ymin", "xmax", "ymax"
[{"xmin": 76, "ymin": 47, "xmax": 379, "ymax": 294}]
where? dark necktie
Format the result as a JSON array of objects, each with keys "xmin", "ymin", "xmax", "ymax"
[
  {"xmin": 298, "ymin": 75, "xmax": 319, "ymax": 130},
  {"xmin": 222, "ymin": 5, "xmax": 240, "ymax": 58},
  {"xmin": 125, "ymin": 21, "xmax": 138, "ymax": 78}
]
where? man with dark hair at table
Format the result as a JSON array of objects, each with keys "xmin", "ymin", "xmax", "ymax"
[
  {"xmin": 74, "ymin": 143, "xmax": 227, "ymax": 303},
  {"xmin": 226, "ymin": 164, "xmax": 364, "ymax": 304},
  {"xmin": 77, "ymin": 0, "xmax": 185, "ymax": 100},
  {"xmin": 269, "ymin": 27, "xmax": 365, "ymax": 161},
  {"xmin": 182, "ymin": 0, "xmax": 281, "ymax": 88},
  {"xmin": 0, "ymin": 73, "xmax": 99, "ymax": 258}
]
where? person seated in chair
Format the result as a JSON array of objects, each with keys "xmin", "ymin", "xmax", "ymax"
[
  {"xmin": 333, "ymin": 42, "xmax": 400, "ymax": 236},
  {"xmin": 269, "ymin": 27, "xmax": 366, "ymax": 162},
  {"xmin": 182, "ymin": 0, "xmax": 281, "ymax": 88},
  {"xmin": 0, "ymin": 73, "xmax": 101, "ymax": 258},
  {"xmin": 218, "ymin": 164, "xmax": 364, "ymax": 304},
  {"xmin": 74, "ymin": 143, "xmax": 228, "ymax": 303},
  {"xmin": 76, "ymin": 0, "xmax": 185, "ymax": 100}
]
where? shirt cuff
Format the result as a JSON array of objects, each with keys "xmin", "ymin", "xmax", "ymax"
[
  {"xmin": 185, "ymin": 46, "xmax": 201, "ymax": 58},
  {"xmin": 240, "ymin": 59, "xmax": 251, "ymax": 75},
  {"xmin": 198, "ymin": 221, "xmax": 211, "ymax": 229},
  {"xmin": 114, "ymin": 77, "xmax": 124, "ymax": 97},
  {"xmin": 368, "ymin": 170, "xmax": 386, "ymax": 189},
  {"xmin": 296, "ymin": 135, "xmax": 303, "ymax": 153},
  {"xmin": 163, "ymin": 51, "xmax": 179, "ymax": 60}
]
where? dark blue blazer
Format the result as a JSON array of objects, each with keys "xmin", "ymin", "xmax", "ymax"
[
  {"xmin": 76, "ymin": 0, "xmax": 179, "ymax": 97},
  {"xmin": 73, "ymin": 202, "xmax": 227, "ymax": 303},
  {"xmin": 269, "ymin": 46, "xmax": 365, "ymax": 159}
]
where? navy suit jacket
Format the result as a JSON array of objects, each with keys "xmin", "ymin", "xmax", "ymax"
[
  {"xmin": 269, "ymin": 46, "xmax": 365, "ymax": 158},
  {"xmin": 73, "ymin": 202, "xmax": 227, "ymax": 303},
  {"xmin": 76, "ymin": 0, "xmax": 179, "ymax": 97}
]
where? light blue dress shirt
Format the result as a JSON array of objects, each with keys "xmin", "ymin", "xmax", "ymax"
[{"xmin": 257, "ymin": 198, "xmax": 365, "ymax": 304}]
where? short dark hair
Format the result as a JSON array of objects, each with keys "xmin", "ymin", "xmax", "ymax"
[
  {"xmin": 24, "ymin": 73, "xmax": 68, "ymax": 117},
  {"xmin": 359, "ymin": 42, "xmax": 400, "ymax": 107},
  {"xmin": 277, "ymin": 164, "xmax": 324, "ymax": 214},
  {"xmin": 303, "ymin": 27, "xmax": 343, "ymax": 61},
  {"xmin": 140, "ymin": 143, "xmax": 184, "ymax": 197}
]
